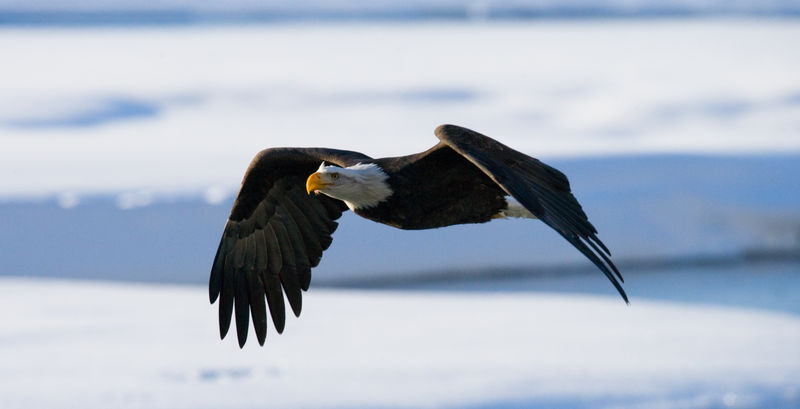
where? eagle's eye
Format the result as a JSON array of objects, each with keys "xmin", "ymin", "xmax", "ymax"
[{"xmin": 330, "ymin": 172, "xmax": 340, "ymax": 180}]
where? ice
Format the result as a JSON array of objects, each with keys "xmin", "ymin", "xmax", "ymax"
[
  {"xmin": 0, "ymin": 278, "xmax": 798, "ymax": 409},
  {"xmin": 2, "ymin": 154, "xmax": 796, "ymax": 284}
]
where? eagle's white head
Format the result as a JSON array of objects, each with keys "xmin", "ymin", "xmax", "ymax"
[{"xmin": 306, "ymin": 162, "xmax": 392, "ymax": 210}]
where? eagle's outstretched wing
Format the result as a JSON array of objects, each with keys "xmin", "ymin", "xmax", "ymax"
[
  {"xmin": 434, "ymin": 124, "xmax": 628, "ymax": 303},
  {"xmin": 209, "ymin": 147, "xmax": 372, "ymax": 347}
]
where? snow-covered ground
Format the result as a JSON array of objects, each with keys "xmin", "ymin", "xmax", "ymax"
[
  {"xmin": 1, "ymin": 20, "xmax": 799, "ymax": 201},
  {"xmin": 1, "ymin": 278, "xmax": 798, "ymax": 409}
]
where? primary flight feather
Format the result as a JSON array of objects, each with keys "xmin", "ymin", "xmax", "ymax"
[{"xmin": 209, "ymin": 124, "xmax": 627, "ymax": 347}]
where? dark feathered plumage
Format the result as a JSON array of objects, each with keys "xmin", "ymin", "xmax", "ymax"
[{"xmin": 209, "ymin": 124, "xmax": 627, "ymax": 347}]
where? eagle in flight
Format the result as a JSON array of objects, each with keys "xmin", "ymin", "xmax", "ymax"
[{"xmin": 209, "ymin": 124, "xmax": 627, "ymax": 347}]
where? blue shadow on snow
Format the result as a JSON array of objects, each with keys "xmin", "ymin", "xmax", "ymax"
[{"xmin": 5, "ymin": 97, "xmax": 160, "ymax": 128}]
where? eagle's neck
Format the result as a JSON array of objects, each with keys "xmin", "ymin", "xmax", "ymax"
[{"xmin": 338, "ymin": 163, "xmax": 393, "ymax": 210}]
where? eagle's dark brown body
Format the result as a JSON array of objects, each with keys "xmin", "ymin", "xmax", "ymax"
[{"xmin": 358, "ymin": 145, "xmax": 507, "ymax": 229}]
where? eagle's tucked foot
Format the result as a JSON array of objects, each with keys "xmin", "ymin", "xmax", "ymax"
[{"xmin": 494, "ymin": 198, "xmax": 538, "ymax": 220}]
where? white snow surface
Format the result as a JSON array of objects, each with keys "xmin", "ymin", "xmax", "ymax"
[
  {"xmin": 1, "ymin": 278, "xmax": 799, "ymax": 409},
  {"xmin": 1, "ymin": 0, "xmax": 798, "ymax": 15},
  {"xmin": 1, "ymin": 20, "xmax": 799, "ymax": 202}
]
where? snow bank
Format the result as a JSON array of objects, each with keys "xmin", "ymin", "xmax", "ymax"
[
  {"xmin": 1, "ymin": 21, "xmax": 799, "ymax": 200},
  {"xmin": 1, "ymin": 278, "xmax": 798, "ymax": 409}
]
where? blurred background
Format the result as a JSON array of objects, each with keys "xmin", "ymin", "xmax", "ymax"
[{"xmin": 1, "ymin": 1, "xmax": 799, "ymax": 409}]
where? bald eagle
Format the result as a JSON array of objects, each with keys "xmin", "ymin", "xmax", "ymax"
[{"xmin": 210, "ymin": 124, "xmax": 627, "ymax": 347}]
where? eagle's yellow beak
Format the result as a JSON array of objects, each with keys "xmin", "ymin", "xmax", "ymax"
[{"xmin": 306, "ymin": 172, "xmax": 328, "ymax": 194}]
